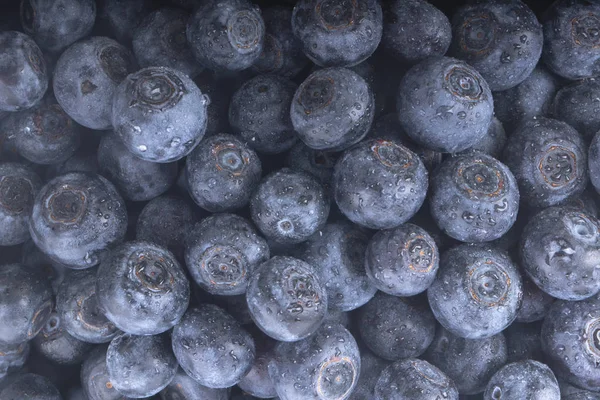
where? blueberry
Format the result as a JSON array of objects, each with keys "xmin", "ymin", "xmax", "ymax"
[
  {"xmin": 521, "ymin": 206, "xmax": 600, "ymax": 300},
  {"xmin": 427, "ymin": 243, "xmax": 523, "ymax": 339},
  {"xmin": 97, "ymin": 0, "xmax": 153, "ymax": 45},
  {"xmin": 186, "ymin": 133, "xmax": 261, "ymax": 212},
  {"xmin": 250, "ymin": 168, "xmax": 329, "ymax": 244},
  {"xmin": 358, "ymin": 292, "xmax": 436, "ymax": 361},
  {"xmin": 561, "ymin": 189, "xmax": 600, "ymax": 218},
  {"xmin": 135, "ymin": 194, "xmax": 200, "ymax": 261},
  {"xmin": 106, "ymin": 333, "xmax": 178, "ymax": 398},
  {"xmin": 229, "ymin": 74, "xmax": 298, "ymax": 154},
  {"xmin": 0, "ymin": 31, "xmax": 48, "ymax": 112},
  {"xmin": 246, "ymin": 256, "xmax": 327, "ymax": 342},
  {"xmin": 290, "ymin": 67, "xmax": 374, "ymax": 152},
  {"xmin": 515, "ymin": 274, "xmax": 555, "ymax": 323},
  {"xmin": 503, "ymin": 117, "xmax": 588, "ymax": 208},
  {"xmin": 29, "ymin": 172, "xmax": 128, "ymax": 269},
  {"xmin": 80, "ymin": 346, "xmax": 123, "ymax": 400},
  {"xmin": 185, "ymin": 213, "xmax": 269, "ymax": 296},
  {"xmin": 0, "ymin": 342, "xmax": 29, "ymax": 379},
  {"xmin": 45, "ymin": 150, "xmax": 100, "ymax": 181},
  {"xmin": 591, "ymin": 130, "xmax": 600, "ymax": 194},
  {"xmin": 97, "ymin": 133, "xmax": 178, "ymax": 202},
  {"xmin": 460, "ymin": 117, "xmax": 507, "ymax": 159},
  {"xmin": 374, "ymin": 358, "xmax": 459, "ymax": 400},
  {"xmin": 96, "ymin": 241, "xmax": 190, "ymax": 335},
  {"xmin": 0, "ymin": 264, "xmax": 53, "ymax": 345},
  {"xmin": 397, "ymin": 56, "xmax": 494, "ymax": 153},
  {"xmin": 505, "ymin": 321, "xmax": 545, "ymax": 364},
  {"xmin": 543, "ymin": 0, "xmax": 600, "ymax": 80},
  {"xmin": 429, "ymin": 152, "xmax": 520, "ymax": 243},
  {"xmin": 333, "ymin": 138, "xmax": 428, "ymax": 230},
  {"xmin": 0, "ymin": 162, "xmax": 41, "ymax": 246},
  {"xmin": 160, "ymin": 368, "xmax": 231, "ymax": 400},
  {"xmin": 186, "ymin": 0, "xmax": 265, "ymax": 72},
  {"xmin": 20, "ymin": 0, "xmax": 96, "ymax": 53},
  {"xmin": 32, "ymin": 310, "xmax": 93, "ymax": 365},
  {"xmin": 291, "ymin": 0, "xmax": 382, "ymax": 67},
  {"xmin": 269, "ymin": 323, "xmax": 360, "ymax": 400},
  {"xmin": 53, "ymin": 36, "xmax": 135, "ymax": 130},
  {"xmin": 0, "ymin": 373, "xmax": 62, "ymax": 400},
  {"xmin": 493, "ymin": 66, "xmax": 558, "ymax": 134},
  {"xmin": 133, "ymin": 8, "xmax": 203, "ymax": 78},
  {"xmin": 172, "ymin": 304, "xmax": 255, "ymax": 389},
  {"xmin": 237, "ymin": 330, "xmax": 277, "ymax": 399},
  {"xmin": 298, "ymin": 221, "xmax": 377, "ymax": 311},
  {"xmin": 112, "ymin": 66, "xmax": 208, "ymax": 163},
  {"xmin": 57, "ymin": 268, "xmax": 120, "ymax": 344},
  {"xmin": 382, "ymin": 0, "xmax": 451, "ymax": 65},
  {"xmin": 348, "ymin": 348, "xmax": 390, "ymax": 400},
  {"xmin": 425, "ymin": 327, "xmax": 507, "ymax": 395},
  {"xmin": 250, "ymin": 6, "xmax": 309, "ymax": 77},
  {"xmin": 451, "ymin": 0, "xmax": 543, "ymax": 91},
  {"xmin": 285, "ymin": 142, "xmax": 339, "ymax": 190},
  {"xmin": 483, "ymin": 360, "xmax": 560, "ymax": 400},
  {"xmin": 554, "ymin": 79, "xmax": 600, "ymax": 141},
  {"xmin": 21, "ymin": 240, "xmax": 67, "ymax": 293}
]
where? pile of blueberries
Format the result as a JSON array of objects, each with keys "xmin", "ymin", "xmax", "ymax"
[{"xmin": 4, "ymin": 0, "xmax": 600, "ymax": 398}]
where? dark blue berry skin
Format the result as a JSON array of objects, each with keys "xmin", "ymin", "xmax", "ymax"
[
  {"xmin": 0, "ymin": 373, "xmax": 62, "ymax": 400},
  {"xmin": 427, "ymin": 244, "xmax": 523, "ymax": 339},
  {"xmin": 505, "ymin": 322, "xmax": 544, "ymax": 363},
  {"xmin": 484, "ymin": 360, "xmax": 560, "ymax": 400},
  {"xmin": 564, "ymin": 392, "xmax": 600, "ymax": 400},
  {"xmin": 80, "ymin": 346, "xmax": 124, "ymax": 400},
  {"xmin": 291, "ymin": 0, "xmax": 382, "ymax": 67},
  {"xmin": 97, "ymin": 241, "xmax": 190, "ymax": 336},
  {"xmin": 333, "ymin": 138, "xmax": 428, "ymax": 230},
  {"xmin": 53, "ymin": 36, "xmax": 136, "ymax": 130},
  {"xmin": 186, "ymin": 133, "xmax": 261, "ymax": 212},
  {"xmin": 521, "ymin": 206, "xmax": 600, "ymax": 301},
  {"xmin": 112, "ymin": 67, "xmax": 208, "ymax": 163},
  {"xmin": 250, "ymin": 168, "xmax": 329, "ymax": 244},
  {"xmin": 298, "ymin": 221, "xmax": 377, "ymax": 312},
  {"xmin": 269, "ymin": 324, "xmax": 361, "ymax": 400},
  {"xmin": 21, "ymin": 240, "xmax": 67, "ymax": 294},
  {"xmin": 57, "ymin": 268, "xmax": 120, "ymax": 344},
  {"xmin": 20, "ymin": 0, "xmax": 96, "ymax": 53},
  {"xmin": 194, "ymin": 73, "xmax": 235, "ymax": 138},
  {"xmin": 0, "ymin": 31, "xmax": 48, "ymax": 112},
  {"xmin": 493, "ymin": 66, "xmax": 558, "ymax": 134},
  {"xmin": 107, "ymin": 333, "xmax": 178, "ymax": 398},
  {"xmin": 461, "ymin": 117, "xmax": 507, "ymax": 159},
  {"xmin": 0, "ymin": 264, "xmax": 53, "ymax": 345},
  {"xmin": 185, "ymin": 213, "xmax": 269, "ymax": 296},
  {"xmin": 374, "ymin": 358, "xmax": 459, "ymax": 400},
  {"xmin": 237, "ymin": 330, "xmax": 277, "ymax": 399},
  {"xmin": 429, "ymin": 152, "xmax": 520, "ymax": 243},
  {"xmin": 515, "ymin": 275, "xmax": 555, "ymax": 323},
  {"xmin": 172, "ymin": 304, "xmax": 255, "ymax": 389},
  {"xmin": 97, "ymin": 134, "xmax": 178, "ymax": 202},
  {"xmin": 365, "ymin": 223, "xmax": 439, "ymax": 297},
  {"xmin": 186, "ymin": 0, "xmax": 265, "ymax": 72},
  {"xmin": 132, "ymin": 8, "xmax": 203, "ymax": 79},
  {"xmin": 397, "ymin": 57, "xmax": 494, "ymax": 153},
  {"xmin": 97, "ymin": 0, "xmax": 153, "ymax": 45},
  {"xmin": 135, "ymin": 194, "xmax": 199, "ymax": 262},
  {"xmin": 591, "ymin": 130, "xmax": 600, "ymax": 194},
  {"xmin": 554, "ymin": 79, "xmax": 600, "ymax": 141},
  {"xmin": 451, "ymin": 0, "xmax": 543, "ymax": 91},
  {"xmin": 285, "ymin": 142, "xmax": 339, "ymax": 189},
  {"xmin": 250, "ymin": 6, "xmax": 309, "ymax": 78},
  {"xmin": 425, "ymin": 327, "xmax": 507, "ymax": 395},
  {"xmin": 357, "ymin": 292, "xmax": 436, "ymax": 361},
  {"xmin": 229, "ymin": 74, "xmax": 298, "ymax": 154},
  {"xmin": 503, "ymin": 117, "xmax": 588, "ymax": 208},
  {"xmin": 0, "ymin": 162, "xmax": 41, "ymax": 246},
  {"xmin": 160, "ymin": 368, "xmax": 230, "ymax": 400},
  {"xmin": 543, "ymin": 0, "xmax": 600, "ymax": 80},
  {"xmin": 32, "ymin": 310, "xmax": 93, "ymax": 365},
  {"xmin": 0, "ymin": 342, "xmax": 29, "ymax": 379},
  {"xmin": 291, "ymin": 68, "xmax": 374, "ymax": 152},
  {"xmin": 45, "ymin": 150, "xmax": 100, "ymax": 181},
  {"xmin": 348, "ymin": 348, "xmax": 389, "ymax": 400},
  {"xmin": 246, "ymin": 256, "xmax": 328, "ymax": 342},
  {"xmin": 29, "ymin": 172, "xmax": 128, "ymax": 269},
  {"xmin": 382, "ymin": 0, "xmax": 451, "ymax": 66}
]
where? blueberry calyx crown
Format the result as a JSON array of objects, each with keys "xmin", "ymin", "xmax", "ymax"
[
  {"xmin": 459, "ymin": 12, "xmax": 497, "ymax": 55},
  {"xmin": 99, "ymin": 45, "xmax": 132, "ymax": 83},
  {"xmin": 77, "ymin": 292, "xmax": 115, "ymax": 334},
  {"xmin": 32, "ymin": 104, "xmax": 71, "ymax": 140},
  {"xmin": 454, "ymin": 157, "xmax": 506, "ymax": 200},
  {"xmin": 571, "ymin": 13, "xmax": 600, "ymax": 48},
  {"xmin": 199, "ymin": 245, "xmax": 247, "ymax": 288},
  {"xmin": 129, "ymin": 69, "xmax": 186, "ymax": 112},
  {"xmin": 45, "ymin": 186, "xmax": 87, "ymax": 224},
  {"xmin": 316, "ymin": 356, "xmax": 357, "ymax": 400},
  {"xmin": 538, "ymin": 145, "xmax": 577, "ymax": 189},
  {"xmin": 127, "ymin": 249, "xmax": 175, "ymax": 293},
  {"xmin": 467, "ymin": 259, "xmax": 511, "ymax": 307},
  {"xmin": 445, "ymin": 66, "xmax": 483, "ymax": 101},
  {"xmin": 563, "ymin": 211, "xmax": 600, "ymax": 243},
  {"xmin": 0, "ymin": 175, "xmax": 33, "ymax": 214},
  {"xmin": 299, "ymin": 75, "xmax": 335, "ymax": 115},
  {"xmin": 227, "ymin": 10, "xmax": 263, "ymax": 51},
  {"xmin": 213, "ymin": 141, "xmax": 249, "ymax": 176},
  {"xmin": 40, "ymin": 313, "xmax": 61, "ymax": 339},
  {"xmin": 371, "ymin": 140, "xmax": 413, "ymax": 169},
  {"xmin": 404, "ymin": 235, "xmax": 435, "ymax": 273},
  {"xmin": 316, "ymin": 0, "xmax": 356, "ymax": 31},
  {"xmin": 585, "ymin": 316, "xmax": 600, "ymax": 359},
  {"xmin": 283, "ymin": 265, "xmax": 321, "ymax": 315}
]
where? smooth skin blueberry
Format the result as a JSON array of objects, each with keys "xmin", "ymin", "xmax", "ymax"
[
  {"xmin": 96, "ymin": 241, "xmax": 190, "ymax": 336},
  {"xmin": 333, "ymin": 138, "xmax": 428, "ymax": 230},
  {"xmin": 397, "ymin": 56, "xmax": 494, "ymax": 153},
  {"xmin": 348, "ymin": 348, "xmax": 390, "ymax": 400},
  {"xmin": 160, "ymin": 368, "xmax": 231, "ymax": 400},
  {"xmin": 29, "ymin": 172, "xmax": 128, "ymax": 269},
  {"xmin": 237, "ymin": 329, "xmax": 277, "ymax": 399},
  {"xmin": 285, "ymin": 142, "xmax": 339, "ymax": 188},
  {"xmin": 53, "ymin": 36, "xmax": 136, "ymax": 130},
  {"xmin": 246, "ymin": 256, "xmax": 328, "ymax": 342},
  {"xmin": 184, "ymin": 213, "xmax": 270, "ymax": 296},
  {"xmin": 427, "ymin": 243, "xmax": 523, "ymax": 339},
  {"xmin": 171, "ymin": 304, "xmax": 255, "ymax": 389},
  {"xmin": 515, "ymin": 274, "xmax": 555, "ymax": 323},
  {"xmin": 0, "ymin": 373, "xmax": 62, "ymax": 400},
  {"xmin": 291, "ymin": 67, "xmax": 374, "ymax": 152},
  {"xmin": 0, "ymin": 31, "xmax": 48, "ymax": 112},
  {"xmin": 80, "ymin": 346, "xmax": 124, "ymax": 400},
  {"xmin": 112, "ymin": 66, "xmax": 208, "ymax": 163},
  {"xmin": 186, "ymin": 133, "xmax": 261, "ymax": 212},
  {"xmin": 460, "ymin": 117, "xmax": 507, "ymax": 159},
  {"xmin": 483, "ymin": 360, "xmax": 560, "ymax": 400},
  {"xmin": 553, "ymin": 78, "xmax": 600, "ymax": 141},
  {"xmin": 292, "ymin": 0, "xmax": 382, "ymax": 67}
]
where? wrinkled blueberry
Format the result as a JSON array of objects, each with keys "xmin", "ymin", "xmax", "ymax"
[{"xmin": 483, "ymin": 360, "xmax": 560, "ymax": 400}]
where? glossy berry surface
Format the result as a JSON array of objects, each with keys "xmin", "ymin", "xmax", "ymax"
[
  {"xmin": 553, "ymin": 78, "xmax": 600, "ymax": 141},
  {"xmin": 160, "ymin": 368, "xmax": 230, "ymax": 400},
  {"xmin": 483, "ymin": 360, "xmax": 560, "ymax": 400},
  {"xmin": 0, "ymin": 373, "xmax": 62, "ymax": 400}
]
